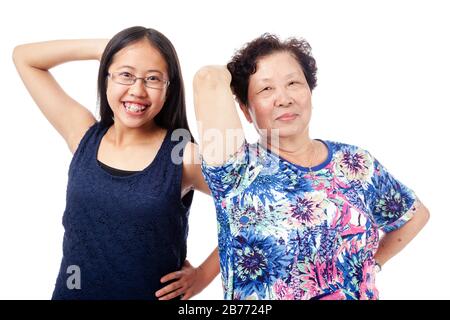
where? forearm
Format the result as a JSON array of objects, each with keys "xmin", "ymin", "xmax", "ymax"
[
  {"xmin": 13, "ymin": 39, "xmax": 107, "ymax": 70},
  {"xmin": 374, "ymin": 203, "xmax": 430, "ymax": 266},
  {"xmin": 197, "ymin": 247, "xmax": 220, "ymax": 287},
  {"xmin": 193, "ymin": 66, "xmax": 245, "ymax": 164},
  {"xmin": 193, "ymin": 66, "xmax": 241, "ymax": 131}
]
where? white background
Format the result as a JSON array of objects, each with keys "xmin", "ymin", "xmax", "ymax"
[{"xmin": 1, "ymin": 0, "xmax": 449, "ymax": 300}]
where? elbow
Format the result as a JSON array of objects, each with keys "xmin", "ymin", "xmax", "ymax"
[
  {"xmin": 12, "ymin": 44, "xmax": 29, "ymax": 67},
  {"xmin": 12, "ymin": 45, "xmax": 23, "ymax": 65},
  {"xmin": 416, "ymin": 202, "xmax": 430, "ymax": 228},
  {"xmin": 422, "ymin": 206, "xmax": 430, "ymax": 225},
  {"xmin": 193, "ymin": 66, "xmax": 231, "ymax": 89}
]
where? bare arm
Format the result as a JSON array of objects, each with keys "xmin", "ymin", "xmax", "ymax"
[
  {"xmin": 193, "ymin": 66, "xmax": 245, "ymax": 166},
  {"xmin": 374, "ymin": 202, "xmax": 430, "ymax": 267},
  {"xmin": 182, "ymin": 141, "xmax": 211, "ymax": 195},
  {"xmin": 12, "ymin": 39, "xmax": 108, "ymax": 153}
]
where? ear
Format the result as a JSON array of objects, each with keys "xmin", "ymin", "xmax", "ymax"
[{"xmin": 239, "ymin": 103, "xmax": 253, "ymax": 123}]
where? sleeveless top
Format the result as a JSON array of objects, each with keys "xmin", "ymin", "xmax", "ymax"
[{"xmin": 52, "ymin": 122, "xmax": 193, "ymax": 300}]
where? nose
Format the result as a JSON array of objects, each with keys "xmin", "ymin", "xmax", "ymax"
[
  {"xmin": 274, "ymin": 88, "xmax": 293, "ymax": 107},
  {"xmin": 128, "ymin": 79, "xmax": 148, "ymax": 98}
]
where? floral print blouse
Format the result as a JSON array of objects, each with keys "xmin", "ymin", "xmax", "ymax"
[{"xmin": 202, "ymin": 140, "xmax": 419, "ymax": 300}]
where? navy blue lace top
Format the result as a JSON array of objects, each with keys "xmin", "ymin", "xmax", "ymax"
[{"xmin": 52, "ymin": 122, "xmax": 193, "ymax": 300}]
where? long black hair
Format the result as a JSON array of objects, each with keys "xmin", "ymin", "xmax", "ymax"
[{"xmin": 97, "ymin": 26, "xmax": 193, "ymax": 141}]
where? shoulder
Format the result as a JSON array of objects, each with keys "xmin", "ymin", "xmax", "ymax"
[
  {"xmin": 325, "ymin": 140, "xmax": 368, "ymax": 154},
  {"xmin": 183, "ymin": 141, "xmax": 200, "ymax": 165},
  {"xmin": 324, "ymin": 140, "xmax": 379, "ymax": 181},
  {"xmin": 70, "ymin": 121, "xmax": 101, "ymax": 155},
  {"xmin": 324, "ymin": 140, "xmax": 376, "ymax": 161},
  {"xmin": 182, "ymin": 141, "xmax": 211, "ymax": 194},
  {"xmin": 182, "ymin": 141, "xmax": 202, "ymax": 177}
]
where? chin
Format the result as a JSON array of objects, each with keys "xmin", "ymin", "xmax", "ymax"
[
  {"xmin": 116, "ymin": 116, "xmax": 151, "ymax": 129},
  {"xmin": 263, "ymin": 126, "xmax": 301, "ymax": 140}
]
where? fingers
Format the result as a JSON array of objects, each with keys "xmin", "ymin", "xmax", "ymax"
[
  {"xmin": 160, "ymin": 271, "xmax": 181, "ymax": 284},
  {"xmin": 180, "ymin": 291, "xmax": 192, "ymax": 300},
  {"xmin": 156, "ymin": 261, "xmax": 196, "ymax": 300},
  {"xmin": 158, "ymin": 287, "xmax": 186, "ymax": 300},
  {"xmin": 155, "ymin": 281, "xmax": 182, "ymax": 298}
]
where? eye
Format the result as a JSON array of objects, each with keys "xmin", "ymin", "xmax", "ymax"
[
  {"xmin": 288, "ymin": 81, "xmax": 300, "ymax": 86},
  {"xmin": 146, "ymin": 75, "xmax": 162, "ymax": 82},
  {"xmin": 119, "ymin": 72, "xmax": 133, "ymax": 78},
  {"xmin": 258, "ymin": 87, "xmax": 272, "ymax": 94}
]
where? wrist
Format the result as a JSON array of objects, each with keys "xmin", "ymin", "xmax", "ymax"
[
  {"xmin": 96, "ymin": 39, "xmax": 109, "ymax": 61},
  {"xmin": 197, "ymin": 264, "xmax": 214, "ymax": 288}
]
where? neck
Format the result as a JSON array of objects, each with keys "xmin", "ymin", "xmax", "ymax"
[
  {"xmin": 264, "ymin": 131, "xmax": 316, "ymax": 167},
  {"xmin": 108, "ymin": 120, "xmax": 162, "ymax": 147}
]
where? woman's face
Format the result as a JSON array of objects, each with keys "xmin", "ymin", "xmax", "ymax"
[
  {"xmin": 106, "ymin": 39, "xmax": 169, "ymax": 129},
  {"xmin": 243, "ymin": 51, "xmax": 312, "ymax": 141}
]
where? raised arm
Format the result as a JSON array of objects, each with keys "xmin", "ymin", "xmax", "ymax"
[
  {"xmin": 12, "ymin": 39, "xmax": 108, "ymax": 153},
  {"xmin": 193, "ymin": 66, "xmax": 245, "ymax": 165}
]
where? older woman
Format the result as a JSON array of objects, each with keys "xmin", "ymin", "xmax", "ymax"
[{"xmin": 194, "ymin": 34, "xmax": 429, "ymax": 300}]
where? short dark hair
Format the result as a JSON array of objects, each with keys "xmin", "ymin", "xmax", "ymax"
[
  {"xmin": 97, "ymin": 26, "xmax": 193, "ymax": 140},
  {"xmin": 227, "ymin": 33, "xmax": 318, "ymax": 106}
]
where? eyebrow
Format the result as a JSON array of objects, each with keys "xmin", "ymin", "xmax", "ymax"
[
  {"xmin": 117, "ymin": 65, "xmax": 164, "ymax": 74},
  {"xmin": 257, "ymin": 72, "xmax": 303, "ymax": 83},
  {"xmin": 285, "ymin": 72, "xmax": 302, "ymax": 78}
]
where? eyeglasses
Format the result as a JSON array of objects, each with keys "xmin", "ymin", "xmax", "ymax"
[{"xmin": 108, "ymin": 71, "xmax": 170, "ymax": 90}]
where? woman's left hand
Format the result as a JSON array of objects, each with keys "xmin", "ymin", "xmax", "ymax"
[{"xmin": 155, "ymin": 260, "xmax": 204, "ymax": 300}]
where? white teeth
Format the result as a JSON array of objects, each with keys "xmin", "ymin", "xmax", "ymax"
[{"xmin": 124, "ymin": 102, "xmax": 147, "ymax": 113}]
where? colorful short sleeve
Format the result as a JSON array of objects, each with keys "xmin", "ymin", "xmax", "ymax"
[
  {"xmin": 201, "ymin": 141, "xmax": 251, "ymax": 200},
  {"xmin": 366, "ymin": 155, "xmax": 419, "ymax": 233}
]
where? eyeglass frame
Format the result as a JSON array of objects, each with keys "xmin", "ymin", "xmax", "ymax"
[{"xmin": 107, "ymin": 71, "xmax": 170, "ymax": 90}]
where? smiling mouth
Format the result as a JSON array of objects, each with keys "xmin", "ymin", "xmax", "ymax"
[
  {"xmin": 123, "ymin": 102, "xmax": 149, "ymax": 114},
  {"xmin": 276, "ymin": 113, "xmax": 298, "ymax": 121}
]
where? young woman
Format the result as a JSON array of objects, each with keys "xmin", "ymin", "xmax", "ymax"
[
  {"xmin": 13, "ymin": 26, "xmax": 218, "ymax": 300},
  {"xmin": 194, "ymin": 34, "xmax": 430, "ymax": 300}
]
